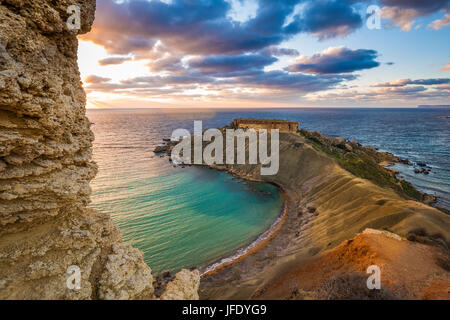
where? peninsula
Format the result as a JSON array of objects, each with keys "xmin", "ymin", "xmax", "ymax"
[{"xmin": 182, "ymin": 119, "xmax": 450, "ymax": 299}]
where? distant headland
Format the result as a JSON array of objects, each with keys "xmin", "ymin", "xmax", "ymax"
[{"xmin": 418, "ymin": 105, "xmax": 450, "ymax": 108}]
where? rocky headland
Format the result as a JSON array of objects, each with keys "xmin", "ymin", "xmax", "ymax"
[
  {"xmin": 156, "ymin": 121, "xmax": 450, "ymax": 299},
  {"xmin": 0, "ymin": 0, "xmax": 199, "ymax": 299}
]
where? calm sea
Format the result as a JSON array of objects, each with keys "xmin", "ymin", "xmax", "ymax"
[{"xmin": 87, "ymin": 108, "xmax": 450, "ymax": 273}]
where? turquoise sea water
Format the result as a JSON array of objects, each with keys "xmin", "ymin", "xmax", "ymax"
[
  {"xmin": 87, "ymin": 107, "xmax": 450, "ymax": 273},
  {"xmin": 87, "ymin": 109, "xmax": 283, "ymax": 274}
]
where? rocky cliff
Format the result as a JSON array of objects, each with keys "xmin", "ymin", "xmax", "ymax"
[{"xmin": 0, "ymin": 0, "xmax": 199, "ymax": 299}]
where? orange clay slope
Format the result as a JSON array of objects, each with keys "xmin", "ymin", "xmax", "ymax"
[{"xmin": 253, "ymin": 229, "xmax": 449, "ymax": 299}]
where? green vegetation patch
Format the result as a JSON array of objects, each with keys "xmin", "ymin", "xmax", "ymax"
[{"xmin": 299, "ymin": 129, "xmax": 425, "ymax": 202}]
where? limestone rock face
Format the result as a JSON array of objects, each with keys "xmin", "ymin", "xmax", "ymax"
[
  {"xmin": 0, "ymin": 0, "xmax": 199, "ymax": 300},
  {"xmin": 98, "ymin": 243, "xmax": 154, "ymax": 300},
  {"xmin": 362, "ymin": 228, "xmax": 402, "ymax": 241},
  {"xmin": 160, "ymin": 269, "xmax": 201, "ymax": 300}
]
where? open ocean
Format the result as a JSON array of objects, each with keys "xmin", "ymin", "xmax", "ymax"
[{"xmin": 87, "ymin": 108, "xmax": 450, "ymax": 273}]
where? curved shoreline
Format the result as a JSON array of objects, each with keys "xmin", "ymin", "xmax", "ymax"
[
  {"xmin": 162, "ymin": 131, "xmax": 448, "ymax": 285},
  {"xmin": 200, "ymin": 184, "xmax": 291, "ymax": 278}
]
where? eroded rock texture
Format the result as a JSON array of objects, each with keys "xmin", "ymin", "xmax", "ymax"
[{"xmin": 0, "ymin": 0, "xmax": 199, "ymax": 299}]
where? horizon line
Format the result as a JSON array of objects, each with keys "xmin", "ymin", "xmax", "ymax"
[{"xmin": 86, "ymin": 105, "xmax": 430, "ymax": 111}]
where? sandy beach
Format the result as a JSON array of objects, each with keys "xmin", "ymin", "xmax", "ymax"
[{"xmin": 200, "ymin": 185, "xmax": 291, "ymax": 277}]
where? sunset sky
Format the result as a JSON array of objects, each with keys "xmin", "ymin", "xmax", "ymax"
[{"xmin": 78, "ymin": 0, "xmax": 450, "ymax": 109}]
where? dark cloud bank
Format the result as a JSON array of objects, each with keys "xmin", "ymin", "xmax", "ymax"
[{"xmin": 81, "ymin": 0, "xmax": 450, "ymax": 100}]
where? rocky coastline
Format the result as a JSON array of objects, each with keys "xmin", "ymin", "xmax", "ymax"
[
  {"xmin": 156, "ymin": 121, "xmax": 450, "ymax": 299},
  {"xmin": 155, "ymin": 124, "xmax": 439, "ymax": 206}
]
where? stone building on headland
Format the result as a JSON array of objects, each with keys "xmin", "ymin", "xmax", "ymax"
[{"xmin": 230, "ymin": 118, "xmax": 300, "ymax": 133}]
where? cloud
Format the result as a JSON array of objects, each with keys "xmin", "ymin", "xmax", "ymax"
[
  {"xmin": 79, "ymin": 0, "xmax": 449, "ymax": 107},
  {"xmin": 284, "ymin": 0, "xmax": 363, "ymax": 40},
  {"xmin": 372, "ymin": 78, "xmax": 450, "ymax": 87},
  {"xmin": 441, "ymin": 62, "xmax": 450, "ymax": 71},
  {"xmin": 83, "ymin": 70, "xmax": 355, "ymax": 98},
  {"xmin": 98, "ymin": 57, "xmax": 133, "ymax": 66},
  {"xmin": 306, "ymin": 73, "xmax": 450, "ymax": 105},
  {"xmin": 237, "ymin": 70, "xmax": 356, "ymax": 92},
  {"xmin": 80, "ymin": 0, "xmax": 158, "ymax": 56},
  {"xmin": 307, "ymin": 85, "xmax": 449, "ymax": 104},
  {"xmin": 371, "ymin": 78, "xmax": 410, "ymax": 87},
  {"xmin": 409, "ymin": 78, "xmax": 450, "ymax": 85},
  {"xmin": 84, "ymin": 75, "xmax": 112, "ymax": 84},
  {"xmin": 83, "ymin": 43, "xmax": 387, "ymax": 103},
  {"xmin": 187, "ymin": 53, "xmax": 277, "ymax": 77},
  {"xmin": 259, "ymin": 46, "xmax": 300, "ymax": 57},
  {"xmin": 380, "ymin": 0, "xmax": 448, "ymax": 14},
  {"xmin": 288, "ymin": 46, "xmax": 379, "ymax": 74},
  {"xmin": 148, "ymin": 55, "xmax": 185, "ymax": 73},
  {"xmin": 121, "ymin": 75, "xmax": 216, "ymax": 86},
  {"xmin": 381, "ymin": 7, "xmax": 420, "ymax": 31},
  {"xmin": 80, "ymin": 0, "xmax": 366, "ymax": 57},
  {"xmin": 80, "ymin": 0, "xmax": 287, "ymax": 56},
  {"xmin": 376, "ymin": 86, "xmax": 427, "ymax": 94},
  {"xmin": 379, "ymin": 0, "xmax": 449, "ymax": 31},
  {"xmin": 428, "ymin": 12, "xmax": 450, "ymax": 30}
]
